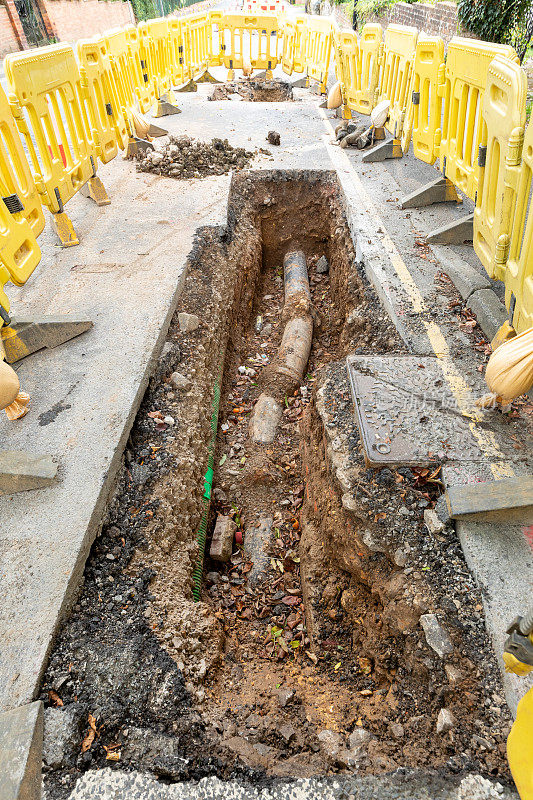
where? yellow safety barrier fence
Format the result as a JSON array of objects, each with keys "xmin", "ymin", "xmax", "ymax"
[
  {"xmin": 473, "ymin": 56, "xmax": 527, "ymax": 284},
  {"xmin": 139, "ymin": 18, "xmax": 174, "ymax": 101},
  {"xmin": 376, "ymin": 24, "xmax": 418, "ymax": 140},
  {"xmin": 438, "ymin": 37, "xmax": 518, "ymax": 203},
  {"xmin": 304, "ymin": 15, "xmax": 334, "ymax": 94},
  {"xmin": 210, "ymin": 12, "xmax": 280, "ymax": 75},
  {"xmin": 506, "ymin": 119, "xmax": 533, "ymax": 333},
  {"xmin": 5, "ymin": 43, "xmax": 107, "ymax": 247},
  {"xmin": 281, "ymin": 15, "xmax": 307, "ymax": 76},
  {"xmin": 169, "ymin": 18, "xmax": 187, "ymax": 87},
  {"xmin": 400, "ymin": 34, "xmax": 444, "ymax": 164},
  {"xmin": 0, "ymin": 83, "xmax": 44, "ymax": 320},
  {"xmin": 77, "ymin": 36, "xmax": 128, "ymax": 163},
  {"xmin": 334, "ymin": 23, "xmax": 382, "ymax": 118},
  {"xmin": 181, "ymin": 12, "xmax": 211, "ymax": 80}
]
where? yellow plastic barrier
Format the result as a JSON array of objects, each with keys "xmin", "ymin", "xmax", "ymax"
[
  {"xmin": 5, "ymin": 43, "xmax": 104, "ymax": 245},
  {"xmin": 169, "ymin": 18, "xmax": 188, "ymax": 86},
  {"xmin": 376, "ymin": 24, "xmax": 418, "ymax": 138},
  {"xmin": 473, "ymin": 56, "xmax": 526, "ymax": 284},
  {"xmin": 0, "ymin": 85, "xmax": 44, "ymax": 319},
  {"xmin": 210, "ymin": 12, "xmax": 280, "ymax": 73},
  {"xmin": 139, "ymin": 18, "xmax": 173, "ymax": 100},
  {"xmin": 125, "ymin": 24, "xmax": 155, "ymax": 114},
  {"xmin": 400, "ymin": 34, "xmax": 444, "ymax": 164},
  {"xmin": 503, "ymin": 111, "xmax": 533, "ymax": 333},
  {"xmin": 181, "ymin": 13, "xmax": 211, "ymax": 80},
  {"xmin": 439, "ymin": 37, "xmax": 518, "ymax": 202},
  {"xmin": 305, "ymin": 16, "xmax": 334, "ymax": 94},
  {"xmin": 334, "ymin": 29, "xmax": 359, "ymax": 112},
  {"xmin": 77, "ymin": 36, "xmax": 128, "ymax": 163},
  {"xmin": 281, "ymin": 15, "xmax": 307, "ymax": 76},
  {"xmin": 105, "ymin": 26, "xmax": 139, "ymax": 118}
]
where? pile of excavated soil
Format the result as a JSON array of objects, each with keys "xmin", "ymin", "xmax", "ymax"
[
  {"xmin": 210, "ymin": 79, "xmax": 293, "ymax": 103},
  {"xmin": 136, "ymin": 136, "xmax": 255, "ymax": 179}
]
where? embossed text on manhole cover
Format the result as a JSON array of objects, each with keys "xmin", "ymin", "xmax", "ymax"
[{"xmin": 346, "ymin": 355, "xmax": 504, "ymax": 467}]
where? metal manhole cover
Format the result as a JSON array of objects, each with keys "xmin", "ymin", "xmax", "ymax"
[{"xmin": 346, "ymin": 355, "xmax": 505, "ymax": 467}]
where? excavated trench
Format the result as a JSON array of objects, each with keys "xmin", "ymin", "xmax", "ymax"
[
  {"xmin": 42, "ymin": 171, "xmax": 513, "ymax": 798},
  {"xmin": 210, "ymin": 78, "xmax": 294, "ymax": 102}
]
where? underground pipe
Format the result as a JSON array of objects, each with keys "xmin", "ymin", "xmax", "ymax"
[{"xmin": 250, "ymin": 249, "xmax": 313, "ymax": 444}]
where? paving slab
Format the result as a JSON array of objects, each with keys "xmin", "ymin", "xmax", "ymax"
[
  {"xmin": 0, "ymin": 700, "xmax": 43, "ymax": 800},
  {"xmin": 61, "ymin": 768, "xmax": 518, "ymax": 800}
]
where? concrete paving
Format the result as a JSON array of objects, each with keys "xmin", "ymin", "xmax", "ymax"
[
  {"xmin": 60, "ymin": 768, "xmax": 518, "ymax": 800},
  {"xmin": 0, "ymin": 700, "xmax": 43, "ymax": 800}
]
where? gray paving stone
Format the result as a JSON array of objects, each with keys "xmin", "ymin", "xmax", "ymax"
[
  {"xmin": 431, "ymin": 245, "xmax": 491, "ymax": 300},
  {"xmin": 467, "ymin": 288, "xmax": 508, "ymax": 341},
  {"xmin": 63, "ymin": 768, "xmax": 518, "ymax": 800},
  {"xmin": 0, "ymin": 700, "xmax": 43, "ymax": 800}
]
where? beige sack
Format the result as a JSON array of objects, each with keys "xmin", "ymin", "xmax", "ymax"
[
  {"xmin": 0, "ymin": 359, "xmax": 19, "ymax": 410},
  {"xmin": 327, "ymin": 81, "xmax": 342, "ymax": 109},
  {"xmin": 485, "ymin": 326, "xmax": 533, "ymax": 404}
]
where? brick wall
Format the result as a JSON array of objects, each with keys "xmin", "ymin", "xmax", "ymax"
[
  {"xmin": 0, "ymin": 6, "xmax": 22, "ymax": 58},
  {"xmin": 43, "ymin": 0, "xmax": 134, "ymax": 43},
  {"xmin": 365, "ymin": 1, "xmax": 461, "ymax": 46}
]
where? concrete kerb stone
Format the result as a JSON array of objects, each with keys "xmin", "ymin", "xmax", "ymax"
[
  {"xmin": 0, "ymin": 700, "xmax": 43, "ymax": 800},
  {"xmin": 429, "ymin": 244, "xmax": 491, "ymax": 301},
  {"xmin": 466, "ymin": 288, "xmax": 509, "ymax": 342}
]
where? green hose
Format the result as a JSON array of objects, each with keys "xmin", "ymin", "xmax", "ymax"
[{"xmin": 192, "ymin": 357, "xmax": 223, "ymax": 601}]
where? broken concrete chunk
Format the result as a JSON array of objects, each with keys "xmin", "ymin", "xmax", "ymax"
[
  {"xmin": 436, "ymin": 708, "xmax": 455, "ymax": 734},
  {"xmin": 178, "ymin": 312, "xmax": 200, "ymax": 333},
  {"xmin": 43, "ymin": 704, "xmax": 83, "ymax": 769},
  {"xmin": 316, "ymin": 256, "xmax": 329, "ymax": 274},
  {"xmin": 424, "ymin": 508, "xmax": 445, "ymax": 534},
  {"xmin": 348, "ymin": 728, "xmax": 372, "ymax": 748},
  {"xmin": 170, "ymin": 371, "xmax": 191, "ymax": 390},
  {"xmin": 266, "ymin": 130, "xmax": 280, "ymax": 146},
  {"xmin": 420, "ymin": 613, "xmax": 454, "ymax": 658},
  {"xmin": 278, "ymin": 723, "xmax": 296, "ymax": 743},
  {"xmin": 209, "ymin": 515, "xmax": 237, "ymax": 562},
  {"xmin": 276, "ymin": 687, "xmax": 294, "ymax": 708},
  {"xmin": 317, "ymin": 729, "xmax": 343, "ymax": 760}
]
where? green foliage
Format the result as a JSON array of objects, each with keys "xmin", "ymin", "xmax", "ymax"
[
  {"xmin": 457, "ymin": 0, "xmax": 530, "ymax": 45},
  {"xmin": 356, "ymin": 0, "xmax": 394, "ymax": 26},
  {"xmin": 130, "ymin": 0, "xmax": 157, "ymax": 21}
]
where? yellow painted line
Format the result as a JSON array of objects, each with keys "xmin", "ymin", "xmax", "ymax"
[{"xmin": 318, "ymin": 107, "xmax": 514, "ymax": 479}]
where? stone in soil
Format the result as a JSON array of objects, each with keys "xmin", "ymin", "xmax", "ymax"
[
  {"xmin": 267, "ymin": 131, "xmax": 281, "ymax": 146},
  {"xmin": 136, "ymin": 136, "xmax": 254, "ymax": 180},
  {"xmin": 420, "ymin": 613, "xmax": 454, "ymax": 658},
  {"xmin": 210, "ymin": 514, "xmax": 237, "ymax": 562}
]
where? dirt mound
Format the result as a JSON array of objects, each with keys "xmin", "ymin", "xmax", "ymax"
[
  {"xmin": 210, "ymin": 79, "xmax": 293, "ymax": 103},
  {"xmin": 136, "ymin": 136, "xmax": 254, "ymax": 180}
]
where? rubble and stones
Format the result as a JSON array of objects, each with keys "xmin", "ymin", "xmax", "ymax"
[{"xmin": 136, "ymin": 136, "xmax": 254, "ymax": 180}]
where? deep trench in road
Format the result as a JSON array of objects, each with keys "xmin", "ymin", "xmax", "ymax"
[{"xmin": 41, "ymin": 170, "xmax": 513, "ymax": 799}]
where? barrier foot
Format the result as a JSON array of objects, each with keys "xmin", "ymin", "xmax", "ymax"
[
  {"xmin": 491, "ymin": 320, "xmax": 516, "ymax": 351},
  {"xmin": 291, "ymin": 76, "xmax": 308, "ymax": 88},
  {"xmin": 1, "ymin": 315, "xmax": 94, "ymax": 363},
  {"xmin": 362, "ymin": 137, "xmax": 403, "ymax": 162},
  {"xmin": 265, "ymin": 69, "xmax": 273, "ymax": 81},
  {"xmin": 153, "ymin": 94, "xmax": 182, "ymax": 118},
  {"xmin": 400, "ymin": 177, "xmax": 460, "ymax": 209},
  {"xmin": 374, "ymin": 126, "xmax": 386, "ymax": 140},
  {"xmin": 0, "ymin": 450, "xmax": 57, "ymax": 495},
  {"xmin": 175, "ymin": 78, "xmax": 198, "ymax": 93},
  {"xmin": 51, "ymin": 211, "xmax": 78, "ymax": 247},
  {"xmin": 426, "ymin": 212, "xmax": 474, "ymax": 245},
  {"xmin": 227, "ymin": 68, "xmax": 235, "ymax": 81},
  {"xmin": 196, "ymin": 69, "xmax": 222, "ymax": 84},
  {"xmin": 80, "ymin": 176, "xmax": 110, "ymax": 207},
  {"xmin": 342, "ymin": 105, "xmax": 352, "ymax": 120},
  {"xmin": 126, "ymin": 136, "xmax": 155, "ymax": 159}
]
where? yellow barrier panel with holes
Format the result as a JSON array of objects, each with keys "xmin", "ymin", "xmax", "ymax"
[
  {"xmin": 352, "ymin": 23, "xmax": 382, "ymax": 115},
  {"xmin": 0, "ymin": 84, "xmax": 44, "ymax": 240},
  {"xmin": 0, "ymin": 85, "xmax": 43, "ymax": 316},
  {"xmin": 181, "ymin": 13, "xmax": 211, "ymax": 79},
  {"xmin": 473, "ymin": 56, "xmax": 526, "ymax": 283},
  {"xmin": 335, "ymin": 29, "xmax": 359, "ymax": 111},
  {"xmin": 377, "ymin": 24, "xmax": 418, "ymax": 138},
  {"xmin": 124, "ymin": 25, "xmax": 154, "ymax": 114},
  {"xmin": 305, "ymin": 16, "xmax": 334, "ymax": 94},
  {"xmin": 504, "ymin": 114, "xmax": 533, "ymax": 333},
  {"xmin": 139, "ymin": 18, "xmax": 173, "ymax": 100},
  {"xmin": 104, "ymin": 27, "xmax": 138, "ymax": 119},
  {"xmin": 5, "ymin": 44, "xmax": 97, "ymax": 214},
  {"xmin": 169, "ymin": 18, "xmax": 188, "ymax": 85},
  {"xmin": 439, "ymin": 37, "xmax": 518, "ymax": 202},
  {"xmin": 281, "ymin": 16, "xmax": 307, "ymax": 75},
  {"xmin": 210, "ymin": 12, "xmax": 280, "ymax": 72},
  {"xmin": 400, "ymin": 34, "xmax": 444, "ymax": 163},
  {"xmin": 77, "ymin": 36, "xmax": 128, "ymax": 162}
]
